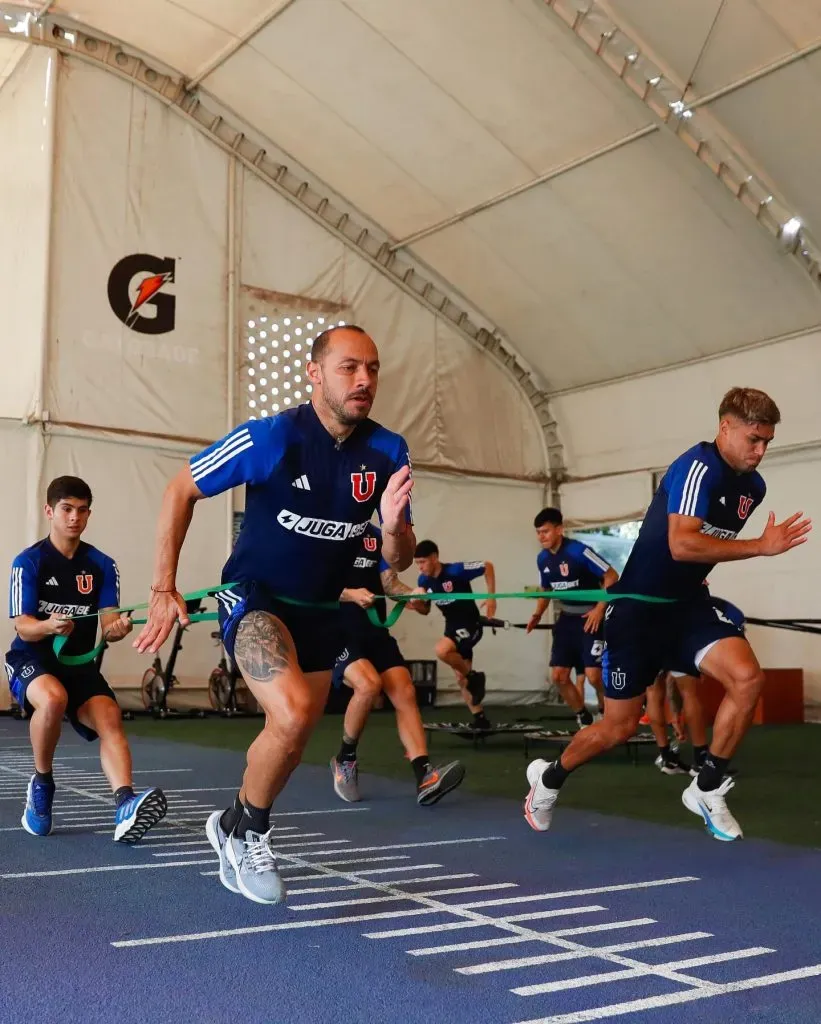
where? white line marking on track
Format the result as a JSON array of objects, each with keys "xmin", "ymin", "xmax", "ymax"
[
  {"xmin": 1, "ymin": 859, "xmax": 217, "ymax": 879},
  {"xmin": 289, "ymin": 883, "xmax": 518, "ymax": 912},
  {"xmin": 365, "ymin": 907, "xmax": 613, "ymax": 939},
  {"xmin": 287, "ymin": 875, "xmax": 479, "ymax": 896},
  {"xmin": 512, "ymin": 947, "xmax": 776, "ymax": 995},
  {"xmin": 508, "ymin": 965, "xmax": 821, "ymax": 1023},
  {"xmin": 454, "ymin": 932, "xmax": 715, "ymax": 973},
  {"xmin": 283, "ymin": 837, "xmax": 506, "ymax": 858},
  {"xmin": 198, "ymin": 858, "xmax": 426, "ymax": 879},
  {"xmin": 112, "ymin": 908, "xmax": 442, "ymax": 945}
]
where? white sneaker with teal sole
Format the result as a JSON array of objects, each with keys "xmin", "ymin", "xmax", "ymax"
[
  {"xmin": 524, "ymin": 759, "xmax": 560, "ymax": 832},
  {"xmin": 682, "ymin": 776, "xmax": 742, "ymax": 841}
]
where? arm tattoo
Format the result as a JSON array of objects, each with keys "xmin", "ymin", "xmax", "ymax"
[
  {"xmin": 234, "ymin": 611, "xmax": 291, "ymax": 683},
  {"xmin": 380, "ymin": 569, "xmax": 415, "ymax": 598}
]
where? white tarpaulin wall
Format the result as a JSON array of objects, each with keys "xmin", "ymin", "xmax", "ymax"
[{"xmin": 0, "ymin": 49, "xmax": 550, "ymax": 707}]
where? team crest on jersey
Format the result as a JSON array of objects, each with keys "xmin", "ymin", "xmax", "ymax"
[
  {"xmin": 737, "ymin": 496, "xmax": 754, "ymax": 520},
  {"xmin": 351, "ymin": 471, "xmax": 377, "ymax": 503},
  {"xmin": 559, "ymin": 562, "xmax": 569, "ymax": 577},
  {"xmin": 443, "ymin": 581, "xmax": 453, "ymax": 592},
  {"xmin": 75, "ymin": 573, "xmax": 93, "ymax": 594},
  {"xmin": 363, "ymin": 536, "xmax": 377, "ymax": 552}
]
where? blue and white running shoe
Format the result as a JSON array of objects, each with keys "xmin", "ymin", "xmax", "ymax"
[
  {"xmin": 682, "ymin": 776, "xmax": 742, "ymax": 841},
  {"xmin": 21, "ymin": 775, "xmax": 55, "ymax": 837},
  {"xmin": 114, "ymin": 787, "xmax": 167, "ymax": 843}
]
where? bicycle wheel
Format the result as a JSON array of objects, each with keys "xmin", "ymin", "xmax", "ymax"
[
  {"xmin": 141, "ymin": 669, "xmax": 166, "ymax": 711},
  {"xmin": 208, "ymin": 667, "xmax": 232, "ymax": 712}
]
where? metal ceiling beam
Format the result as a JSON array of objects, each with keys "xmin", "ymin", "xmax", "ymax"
[
  {"xmin": 390, "ymin": 123, "xmax": 657, "ymax": 253},
  {"xmin": 540, "ymin": 0, "xmax": 821, "ymax": 294},
  {"xmin": 186, "ymin": 0, "xmax": 298, "ymax": 89}
]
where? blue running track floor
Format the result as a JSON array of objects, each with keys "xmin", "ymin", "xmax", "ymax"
[{"xmin": 1, "ymin": 717, "xmax": 820, "ymax": 1024}]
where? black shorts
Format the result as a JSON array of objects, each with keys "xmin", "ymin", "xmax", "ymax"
[
  {"xmin": 332, "ymin": 626, "xmax": 405, "ymax": 686},
  {"xmin": 445, "ymin": 623, "xmax": 483, "ymax": 661},
  {"xmin": 216, "ymin": 581, "xmax": 344, "ymax": 674},
  {"xmin": 550, "ymin": 613, "xmax": 604, "ymax": 669},
  {"xmin": 602, "ymin": 597, "xmax": 745, "ymax": 700},
  {"xmin": 4, "ymin": 649, "xmax": 118, "ymax": 742}
]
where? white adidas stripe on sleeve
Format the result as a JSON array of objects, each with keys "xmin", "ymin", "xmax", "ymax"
[
  {"xmin": 191, "ymin": 430, "xmax": 253, "ymax": 483},
  {"xmin": 678, "ymin": 459, "xmax": 708, "ymax": 517},
  {"xmin": 583, "ymin": 548, "xmax": 611, "ymax": 573}
]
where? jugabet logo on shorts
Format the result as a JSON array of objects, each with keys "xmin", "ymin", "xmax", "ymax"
[{"xmin": 108, "ymin": 254, "xmax": 176, "ymax": 335}]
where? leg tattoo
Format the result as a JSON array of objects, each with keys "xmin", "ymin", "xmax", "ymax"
[{"xmin": 234, "ymin": 612, "xmax": 291, "ymax": 682}]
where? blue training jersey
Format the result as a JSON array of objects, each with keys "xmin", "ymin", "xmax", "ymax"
[
  {"xmin": 342, "ymin": 523, "xmax": 391, "ymax": 626},
  {"xmin": 614, "ymin": 441, "xmax": 766, "ymax": 600},
  {"xmin": 190, "ymin": 404, "xmax": 412, "ymax": 603},
  {"xmin": 8, "ymin": 538, "xmax": 120, "ymax": 658},
  {"xmin": 537, "ymin": 538, "xmax": 612, "ymax": 615},
  {"xmin": 418, "ymin": 561, "xmax": 485, "ymax": 630}
]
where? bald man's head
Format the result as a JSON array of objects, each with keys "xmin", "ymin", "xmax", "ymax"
[{"xmin": 307, "ymin": 325, "xmax": 380, "ymax": 426}]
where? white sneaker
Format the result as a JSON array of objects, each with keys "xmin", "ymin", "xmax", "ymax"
[
  {"xmin": 682, "ymin": 776, "xmax": 743, "ymax": 841},
  {"xmin": 205, "ymin": 810, "xmax": 240, "ymax": 894},
  {"xmin": 225, "ymin": 828, "xmax": 287, "ymax": 905},
  {"xmin": 524, "ymin": 759, "xmax": 560, "ymax": 832}
]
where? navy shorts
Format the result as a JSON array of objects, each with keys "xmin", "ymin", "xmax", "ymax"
[
  {"xmin": 216, "ymin": 581, "xmax": 344, "ymax": 674},
  {"xmin": 445, "ymin": 623, "xmax": 483, "ymax": 661},
  {"xmin": 550, "ymin": 613, "xmax": 604, "ymax": 669},
  {"xmin": 4, "ymin": 649, "xmax": 118, "ymax": 742},
  {"xmin": 332, "ymin": 626, "xmax": 405, "ymax": 687},
  {"xmin": 602, "ymin": 596, "xmax": 745, "ymax": 700}
]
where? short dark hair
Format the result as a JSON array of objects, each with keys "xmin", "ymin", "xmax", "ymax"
[
  {"xmin": 310, "ymin": 323, "xmax": 367, "ymax": 364},
  {"xmin": 46, "ymin": 476, "xmax": 92, "ymax": 508},
  {"xmin": 719, "ymin": 387, "xmax": 781, "ymax": 426},
  {"xmin": 534, "ymin": 507, "xmax": 562, "ymax": 528},
  {"xmin": 414, "ymin": 540, "xmax": 439, "ymax": 558}
]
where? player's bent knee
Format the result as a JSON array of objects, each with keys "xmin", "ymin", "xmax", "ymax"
[{"xmin": 434, "ymin": 639, "xmax": 452, "ymax": 660}]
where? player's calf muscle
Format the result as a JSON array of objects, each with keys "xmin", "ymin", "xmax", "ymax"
[{"xmin": 234, "ymin": 612, "xmax": 291, "ymax": 682}]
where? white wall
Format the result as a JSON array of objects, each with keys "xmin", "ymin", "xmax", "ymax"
[{"xmin": 0, "ymin": 46, "xmax": 53, "ymax": 421}]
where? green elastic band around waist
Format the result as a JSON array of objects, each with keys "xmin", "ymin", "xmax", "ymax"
[{"xmin": 53, "ymin": 584, "xmax": 673, "ymax": 663}]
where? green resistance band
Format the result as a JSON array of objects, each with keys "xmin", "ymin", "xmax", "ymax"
[
  {"xmin": 51, "ymin": 584, "xmax": 238, "ymax": 666},
  {"xmin": 53, "ymin": 585, "xmax": 673, "ymax": 665},
  {"xmin": 367, "ymin": 588, "xmax": 674, "ymax": 630}
]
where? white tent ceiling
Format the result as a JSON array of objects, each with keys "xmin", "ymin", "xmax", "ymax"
[{"xmin": 2, "ymin": 0, "xmax": 821, "ymax": 395}]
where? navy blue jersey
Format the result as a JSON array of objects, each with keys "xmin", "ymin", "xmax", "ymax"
[
  {"xmin": 342, "ymin": 523, "xmax": 390, "ymax": 627},
  {"xmin": 418, "ymin": 561, "xmax": 485, "ymax": 630},
  {"xmin": 190, "ymin": 404, "xmax": 411, "ymax": 603},
  {"xmin": 8, "ymin": 538, "xmax": 119, "ymax": 658},
  {"xmin": 614, "ymin": 441, "xmax": 766, "ymax": 600},
  {"xmin": 537, "ymin": 539, "xmax": 612, "ymax": 615}
]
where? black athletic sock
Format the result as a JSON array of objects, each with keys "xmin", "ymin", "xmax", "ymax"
[
  {"xmin": 577, "ymin": 707, "xmax": 594, "ymax": 726},
  {"xmin": 337, "ymin": 736, "xmax": 358, "ymax": 762},
  {"xmin": 693, "ymin": 744, "xmax": 708, "ymax": 766},
  {"xmin": 219, "ymin": 792, "xmax": 243, "ymax": 835},
  {"xmin": 235, "ymin": 798, "xmax": 272, "ymax": 839},
  {"xmin": 411, "ymin": 756, "xmax": 432, "ymax": 786},
  {"xmin": 114, "ymin": 785, "xmax": 135, "ymax": 808},
  {"xmin": 697, "ymin": 753, "xmax": 730, "ymax": 792},
  {"xmin": 34, "ymin": 770, "xmax": 54, "ymax": 786},
  {"xmin": 657, "ymin": 744, "xmax": 671, "ymax": 760},
  {"xmin": 541, "ymin": 759, "xmax": 571, "ymax": 790}
]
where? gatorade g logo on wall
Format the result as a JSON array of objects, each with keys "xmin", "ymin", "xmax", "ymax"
[{"xmin": 107, "ymin": 254, "xmax": 176, "ymax": 334}]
